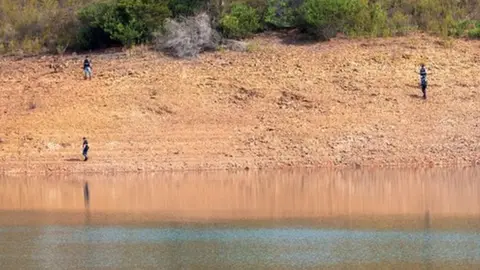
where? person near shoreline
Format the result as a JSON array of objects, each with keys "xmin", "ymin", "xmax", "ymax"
[
  {"xmin": 82, "ymin": 137, "xmax": 89, "ymax": 161},
  {"xmin": 417, "ymin": 63, "xmax": 428, "ymax": 99},
  {"xmin": 83, "ymin": 56, "xmax": 92, "ymax": 80}
]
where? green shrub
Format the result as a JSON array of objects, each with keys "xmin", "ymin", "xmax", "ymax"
[
  {"xmin": 219, "ymin": 15, "xmax": 241, "ymax": 38},
  {"xmin": 298, "ymin": 0, "xmax": 366, "ymax": 40},
  {"xmin": 412, "ymin": 0, "xmax": 459, "ymax": 36},
  {"xmin": 21, "ymin": 37, "xmax": 43, "ymax": 54},
  {"xmin": 374, "ymin": 0, "xmax": 476, "ymax": 37},
  {"xmin": 468, "ymin": 27, "xmax": 480, "ymax": 39},
  {"xmin": 168, "ymin": 0, "xmax": 208, "ymax": 17},
  {"xmin": 78, "ymin": 0, "xmax": 171, "ymax": 49},
  {"xmin": 220, "ymin": 3, "xmax": 261, "ymax": 39},
  {"xmin": 348, "ymin": 1, "xmax": 389, "ymax": 37},
  {"xmin": 369, "ymin": 3, "xmax": 390, "ymax": 37},
  {"xmin": 449, "ymin": 20, "xmax": 476, "ymax": 37},
  {"xmin": 389, "ymin": 11, "xmax": 413, "ymax": 36},
  {"xmin": 77, "ymin": 2, "xmax": 114, "ymax": 50},
  {"xmin": 299, "ymin": 0, "xmax": 473, "ymax": 39},
  {"xmin": 1, "ymin": 0, "xmax": 480, "ymax": 55},
  {"xmin": 264, "ymin": 0, "xmax": 299, "ymax": 29}
]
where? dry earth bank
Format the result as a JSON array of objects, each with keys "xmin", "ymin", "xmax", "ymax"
[{"xmin": 1, "ymin": 34, "xmax": 480, "ymax": 174}]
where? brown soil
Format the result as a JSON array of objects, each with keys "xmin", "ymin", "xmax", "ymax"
[{"xmin": 1, "ymin": 34, "xmax": 480, "ymax": 174}]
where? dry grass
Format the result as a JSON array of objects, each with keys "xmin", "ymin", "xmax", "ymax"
[{"xmin": 1, "ymin": 33, "xmax": 480, "ymax": 174}]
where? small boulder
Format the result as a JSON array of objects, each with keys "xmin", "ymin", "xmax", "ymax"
[{"xmin": 221, "ymin": 39, "xmax": 248, "ymax": 52}]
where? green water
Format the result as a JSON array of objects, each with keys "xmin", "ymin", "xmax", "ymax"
[
  {"xmin": 0, "ymin": 168, "xmax": 479, "ymax": 269},
  {"xmin": 0, "ymin": 221, "xmax": 479, "ymax": 269}
]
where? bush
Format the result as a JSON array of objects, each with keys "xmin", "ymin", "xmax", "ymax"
[
  {"xmin": 219, "ymin": 4, "xmax": 261, "ymax": 39},
  {"xmin": 0, "ymin": 0, "xmax": 84, "ymax": 54},
  {"xmin": 49, "ymin": 9, "xmax": 82, "ymax": 53},
  {"xmin": 77, "ymin": 2, "xmax": 115, "ymax": 50},
  {"xmin": 450, "ymin": 20, "xmax": 479, "ymax": 37},
  {"xmin": 168, "ymin": 0, "xmax": 208, "ymax": 17},
  {"xmin": 368, "ymin": 3, "xmax": 390, "ymax": 37},
  {"xmin": 348, "ymin": 1, "xmax": 390, "ymax": 37},
  {"xmin": 0, "ymin": 24, "xmax": 18, "ymax": 53},
  {"xmin": 78, "ymin": 0, "xmax": 171, "ymax": 49},
  {"xmin": 264, "ymin": 0, "xmax": 300, "ymax": 29},
  {"xmin": 389, "ymin": 11, "xmax": 413, "ymax": 36},
  {"xmin": 390, "ymin": 0, "xmax": 461, "ymax": 37},
  {"xmin": 155, "ymin": 13, "xmax": 220, "ymax": 58},
  {"xmin": 1, "ymin": 0, "xmax": 480, "ymax": 55},
  {"xmin": 374, "ymin": 0, "xmax": 479, "ymax": 37},
  {"xmin": 299, "ymin": 0, "xmax": 396, "ymax": 39},
  {"xmin": 298, "ymin": 0, "xmax": 361, "ymax": 40},
  {"xmin": 468, "ymin": 27, "xmax": 480, "ymax": 39}
]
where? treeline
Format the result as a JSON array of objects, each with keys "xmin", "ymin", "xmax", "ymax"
[{"xmin": 0, "ymin": 0, "xmax": 479, "ymax": 55}]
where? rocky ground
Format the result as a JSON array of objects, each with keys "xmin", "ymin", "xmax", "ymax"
[{"xmin": 1, "ymin": 33, "xmax": 479, "ymax": 175}]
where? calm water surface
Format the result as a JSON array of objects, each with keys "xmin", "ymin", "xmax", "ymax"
[{"xmin": 0, "ymin": 168, "xmax": 479, "ymax": 269}]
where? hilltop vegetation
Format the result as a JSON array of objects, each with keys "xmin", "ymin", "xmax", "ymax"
[{"xmin": 0, "ymin": 0, "xmax": 479, "ymax": 55}]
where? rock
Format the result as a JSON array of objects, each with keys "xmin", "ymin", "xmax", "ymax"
[{"xmin": 222, "ymin": 39, "xmax": 248, "ymax": 52}]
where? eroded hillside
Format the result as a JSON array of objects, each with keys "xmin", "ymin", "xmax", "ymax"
[{"xmin": 1, "ymin": 34, "xmax": 479, "ymax": 174}]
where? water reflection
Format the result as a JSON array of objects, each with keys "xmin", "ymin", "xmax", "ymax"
[
  {"xmin": 0, "ymin": 168, "xmax": 479, "ymax": 222},
  {"xmin": 0, "ymin": 168, "xmax": 479, "ymax": 269},
  {"xmin": 83, "ymin": 181, "xmax": 90, "ymax": 209}
]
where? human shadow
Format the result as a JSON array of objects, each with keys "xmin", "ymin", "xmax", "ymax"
[
  {"xmin": 65, "ymin": 158, "xmax": 82, "ymax": 162},
  {"xmin": 406, "ymin": 83, "xmax": 420, "ymax": 89},
  {"xmin": 408, "ymin": 94, "xmax": 425, "ymax": 99}
]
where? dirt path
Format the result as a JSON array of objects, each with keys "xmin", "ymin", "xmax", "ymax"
[{"xmin": 1, "ymin": 34, "xmax": 480, "ymax": 175}]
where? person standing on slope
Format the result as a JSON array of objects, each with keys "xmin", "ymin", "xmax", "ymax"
[
  {"xmin": 418, "ymin": 64, "xmax": 428, "ymax": 99},
  {"xmin": 82, "ymin": 137, "xmax": 89, "ymax": 161},
  {"xmin": 83, "ymin": 56, "xmax": 92, "ymax": 80}
]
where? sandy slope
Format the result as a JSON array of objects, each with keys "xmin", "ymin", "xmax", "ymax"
[{"xmin": 0, "ymin": 33, "xmax": 479, "ymax": 174}]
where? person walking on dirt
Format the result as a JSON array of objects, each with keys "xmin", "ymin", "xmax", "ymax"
[
  {"xmin": 418, "ymin": 64, "xmax": 428, "ymax": 99},
  {"xmin": 83, "ymin": 56, "xmax": 92, "ymax": 80},
  {"xmin": 82, "ymin": 137, "xmax": 89, "ymax": 161}
]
